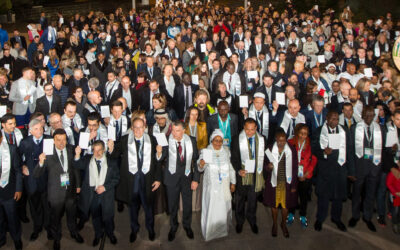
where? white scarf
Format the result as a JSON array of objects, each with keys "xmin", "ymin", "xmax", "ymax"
[
  {"xmin": 0, "ymin": 139, "xmax": 11, "ymax": 187},
  {"xmin": 110, "ymin": 115, "xmax": 128, "ymax": 136},
  {"xmin": 164, "ymin": 47, "xmax": 180, "ymax": 59},
  {"xmin": 355, "ymin": 121, "xmax": 382, "ymax": 166},
  {"xmin": 168, "ymin": 134, "xmax": 193, "ymax": 176},
  {"xmin": 83, "ymin": 125, "xmax": 108, "ymax": 155},
  {"xmin": 127, "ymin": 131, "xmax": 152, "ymax": 175},
  {"xmin": 62, "ymin": 114, "xmax": 83, "ymax": 130},
  {"xmin": 239, "ymin": 131, "xmax": 264, "ymax": 174},
  {"xmin": 48, "ymin": 26, "xmax": 56, "ymax": 42},
  {"xmin": 386, "ymin": 122, "xmax": 399, "ymax": 147},
  {"xmin": 249, "ymin": 105, "xmax": 269, "ymax": 138},
  {"xmin": 1, "ymin": 128, "xmax": 23, "ymax": 147},
  {"xmin": 374, "ymin": 41, "xmax": 389, "ymax": 57},
  {"xmin": 319, "ymin": 122, "xmax": 347, "ymax": 166},
  {"xmin": 89, "ymin": 154, "xmax": 108, "ymax": 188},
  {"xmin": 269, "ymin": 143, "xmax": 292, "ymax": 188},
  {"xmin": 280, "ymin": 111, "xmax": 305, "ymax": 138}
]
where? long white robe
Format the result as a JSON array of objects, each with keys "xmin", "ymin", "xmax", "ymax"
[{"xmin": 198, "ymin": 145, "xmax": 236, "ymax": 241}]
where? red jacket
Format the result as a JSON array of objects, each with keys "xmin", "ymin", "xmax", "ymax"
[
  {"xmin": 288, "ymin": 138, "xmax": 317, "ymax": 179},
  {"xmin": 213, "ymin": 24, "xmax": 230, "ymax": 36},
  {"xmin": 386, "ymin": 172, "xmax": 400, "ymax": 207}
]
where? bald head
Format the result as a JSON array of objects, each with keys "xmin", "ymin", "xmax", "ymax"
[
  {"xmin": 288, "ymin": 99, "xmax": 300, "ymax": 117},
  {"xmin": 88, "ymin": 91, "xmax": 102, "ymax": 105}
]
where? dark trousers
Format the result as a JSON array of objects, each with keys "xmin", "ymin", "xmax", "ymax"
[
  {"xmin": 352, "ymin": 161, "xmax": 380, "ymax": 221},
  {"xmin": 316, "ymin": 195, "xmax": 343, "ymax": 223},
  {"xmin": 235, "ymin": 185, "xmax": 257, "ymax": 226},
  {"xmin": 129, "ymin": 187, "xmax": 154, "ymax": 233},
  {"xmin": 166, "ymin": 180, "xmax": 192, "ymax": 231},
  {"xmin": 90, "ymin": 194, "xmax": 114, "ymax": 238},
  {"xmin": 290, "ymin": 179, "xmax": 311, "ymax": 216},
  {"xmin": 15, "ymin": 109, "xmax": 31, "ymax": 127},
  {"xmin": 0, "ymin": 198, "xmax": 21, "ymax": 242},
  {"xmin": 392, "ymin": 206, "xmax": 400, "ymax": 224},
  {"xmin": 48, "ymin": 197, "xmax": 77, "ymax": 241},
  {"xmin": 16, "ymin": 185, "xmax": 28, "ymax": 220},
  {"xmin": 28, "ymin": 191, "xmax": 48, "ymax": 232}
]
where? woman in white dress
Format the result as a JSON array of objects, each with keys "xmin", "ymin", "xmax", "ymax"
[{"xmin": 198, "ymin": 129, "xmax": 236, "ymax": 241}]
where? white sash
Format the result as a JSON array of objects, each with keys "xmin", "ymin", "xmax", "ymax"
[
  {"xmin": 89, "ymin": 154, "xmax": 108, "ymax": 188},
  {"xmin": 83, "ymin": 125, "xmax": 108, "ymax": 155},
  {"xmin": 110, "ymin": 115, "xmax": 128, "ymax": 136},
  {"xmin": 239, "ymin": 131, "xmax": 264, "ymax": 174},
  {"xmin": 374, "ymin": 42, "xmax": 389, "ymax": 57},
  {"xmin": 168, "ymin": 134, "xmax": 193, "ymax": 176},
  {"xmin": 249, "ymin": 105, "xmax": 269, "ymax": 138},
  {"xmin": 0, "ymin": 139, "xmax": 11, "ymax": 187},
  {"xmin": 280, "ymin": 111, "xmax": 305, "ymax": 138},
  {"xmin": 62, "ymin": 114, "xmax": 83, "ymax": 130},
  {"xmin": 1, "ymin": 128, "xmax": 23, "ymax": 147},
  {"xmin": 164, "ymin": 47, "xmax": 180, "ymax": 59},
  {"xmin": 270, "ymin": 143, "xmax": 292, "ymax": 187},
  {"xmin": 127, "ymin": 131, "xmax": 152, "ymax": 175},
  {"xmin": 386, "ymin": 122, "xmax": 399, "ymax": 147},
  {"xmin": 355, "ymin": 121, "xmax": 382, "ymax": 166},
  {"xmin": 319, "ymin": 123, "xmax": 346, "ymax": 166},
  {"xmin": 153, "ymin": 120, "xmax": 171, "ymax": 135}
]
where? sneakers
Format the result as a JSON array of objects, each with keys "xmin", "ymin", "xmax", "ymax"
[
  {"xmin": 300, "ymin": 216, "xmax": 308, "ymax": 228},
  {"xmin": 377, "ymin": 216, "xmax": 386, "ymax": 227},
  {"xmin": 287, "ymin": 213, "xmax": 294, "ymax": 225}
]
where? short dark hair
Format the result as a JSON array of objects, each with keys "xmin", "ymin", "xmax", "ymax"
[
  {"xmin": 53, "ymin": 128, "xmax": 67, "ymax": 138},
  {"xmin": 87, "ymin": 112, "xmax": 101, "ymax": 122},
  {"xmin": 110, "ymin": 100, "xmax": 123, "ymax": 110},
  {"xmin": 1, "ymin": 113, "xmax": 16, "ymax": 124},
  {"xmin": 244, "ymin": 118, "xmax": 257, "ymax": 127},
  {"xmin": 64, "ymin": 100, "xmax": 77, "ymax": 109},
  {"xmin": 93, "ymin": 140, "xmax": 105, "ymax": 149},
  {"xmin": 172, "ymin": 120, "xmax": 185, "ymax": 129}
]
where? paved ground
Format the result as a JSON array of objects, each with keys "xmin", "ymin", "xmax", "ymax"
[{"xmin": 2, "ymin": 194, "xmax": 400, "ymax": 250}]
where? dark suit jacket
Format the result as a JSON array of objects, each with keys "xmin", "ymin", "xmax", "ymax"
[
  {"xmin": 10, "ymin": 36, "xmax": 27, "ymax": 50},
  {"xmin": 33, "ymin": 145, "xmax": 80, "ymax": 205},
  {"xmin": 35, "ymin": 95, "xmax": 63, "ymax": 117},
  {"xmin": 159, "ymin": 135, "xmax": 199, "ymax": 187},
  {"xmin": 66, "ymin": 77, "xmax": 90, "ymax": 96},
  {"xmin": 206, "ymin": 113, "xmax": 239, "ymax": 140},
  {"xmin": 172, "ymin": 84, "xmax": 199, "ymax": 119},
  {"xmin": 112, "ymin": 134, "xmax": 161, "ymax": 205},
  {"xmin": 0, "ymin": 143, "xmax": 22, "ymax": 200},
  {"xmin": 156, "ymin": 74, "xmax": 181, "ymax": 106},
  {"xmin": 304, "ymin": 108, "xmax": 328, "ymax": 136},
  {"xmin": 110, "ymin": 87, "xmax": 136, "ymax": 111},
  {"xmin": 249, "ymin": 43, "xmax": 268, "ymax": 58},
  {"xmin": 255, "ymin": 85, "xmax": 284, "ymax": 110},
  {"xmin": 90, "ymin": 60, "xmax": 112, "ymax": 85},
  {"xmin": 138, "ymin": 65, "xmax": 161, "ymax": 81},
  {"xmin": 75, "ymin": 154, "xmax": 119, "ymax": 219}
]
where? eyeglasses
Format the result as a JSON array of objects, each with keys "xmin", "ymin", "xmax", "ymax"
[{"xmin": 44, "ymin": 88, "xmax": 53, "ymax": 91}]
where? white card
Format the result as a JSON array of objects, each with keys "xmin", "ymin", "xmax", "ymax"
[
  {"xmin": 100, "ymin": 105, "xmax": 110, "ymax": 118},
  {"xmin": 106, "ymin": 35, "xmax": 111, "ymax": 42},
  {"xmin": 200, "ymin": 43, "xmax": 206, "ymax": 53},
  {"xmin": 79, "ymin": 132, "xmax": 90, "ymax": 149},
  {"xmin": 154, "ymin": 133, "xmax": 168, "ymax": 146},
  {"xmin": 245, "ymin": 159, "xmax": 255, "ymax": 173},
  {"xmin": 364, "ymin": 68, "xmax": 373, "ymax": 78},
  {"xmin": 124, "ymin": 23, "xmax": 129, "ymax": 30},
  {"xmin": 27, "ymin": 24, "xmax": 33, "ymax": 30},
  {"xmin": 202, "ymin": 149, "xmax": 213, "ymax": 164},
  {"xmin": 59, "ymin": 17, "xmax": 64, "ymax": 24},
  {"xmin": 248, "ymin": 71, "xmax": 258, "ymax": 79},
  {"xmin": 317, "ymin": 55, "xmax": 325, "ymax": 63},
  {"xmin": 301, "ymin": 37, "xmax": 306, "ymax": 43},
  {"xmin": 4, "ymin": 64, "xmax": 9, "ymax": 70},
  {"xmin": 374, "ymin": 108, "xmax": 379, "ymax": 116},
  {"xmin": 276, "ymin": 92, "xmax": 286, "ymax": 105},
  {"xmin": 191, "ymin": 75, "xmax": 199, "ymax": 85},
  {"xmin": 396, "ymin": 31, "xmax": 400, "ymax": 37},
  {"xmin": 386, "ymin": 130, "xmax": 399, "ymax": 147},
  {"xmin": 328, "ymin": 134, "xmax": 341, "ymax": 149},
  {"xmin": 0, "ymin": 105, "xmax": 7, "ymax": 117},
  {"xmin": 83, "ymin": 69, "xmax": 90, "ymax": 75},
  {"xmin": 43, "ymin": 56, "xmax": 50, "ymax": 65},
  {"xmin": 43, "ymin": 139, "xmax": 54, "ymax": 155},
  {"xmin": 376, "ymin": 19, "xmax": 382, "ymax": 25},
  {"xmin": 239, "ymin": 95, "xmax": 248, "ymax": 108},
  {"xmin": 225, "ymin": 48, "xmax": 232, "ymax": 57},
  {"xmin": 107, "ymin": 126, "xmax": 116, "ymax": 141}
]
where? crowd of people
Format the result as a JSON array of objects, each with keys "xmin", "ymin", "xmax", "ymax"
[{"xmin": 0, "ymin": 0, "xmax": 400, "ymax": 249}]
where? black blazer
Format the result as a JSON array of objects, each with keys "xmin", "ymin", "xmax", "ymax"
[
  {"xmin": 35, "ymin": 94, "xmax": 63, "ymax": 117},
  {"xmin": 139, "ymin": 65, "xmax": 161, "ymax": 81},
  {"xmin": 249, "ymin": 43, "xmax": 268, "ymax": 58},
  {"xmin": 110, "ymin": 86, "xmax": 137, "ymax": 111},
  {"xmin": 206, "ymin": 113, "xmax": 239, "ymax": 140},
  {"xmin": 0, "ymin": 143, "xmax": 22, "ymax": 200},
  {"xmin": 10, "ymin": 36, "xmax": 27, "ymax": 50},
  {"xmin": 66, "ymin": 77, "xmax": 89, "ymax": 96},
  {"xmin": 111, "ymin": 134, "xmax": 161, "ymax": 205},
  {"xmin": 33, "ymin": 145, "xmax": 80, "ymax": 205},
  {"xmin": 172, "ymin": 84, "xmax": 199, "ymax": 119},
  {"xmin": 156, "ymin": 74, "xmax": 181, "ymax": 105}
]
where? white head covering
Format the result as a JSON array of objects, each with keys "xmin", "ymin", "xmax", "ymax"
[
  {"xmin": 326, "ymin": 63, "xmax": 336, "ymax": 71},
  {"xmin": 210, "ymin": 129, "xmax": 224, "ymax": 143},
  {"xmin": 253, "ymin": 92, "xmax": 265, "ymax": 99}
]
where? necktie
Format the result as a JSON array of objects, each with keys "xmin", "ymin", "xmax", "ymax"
[
  {"xmin": 36, "ymin": 139, "xmax": 40, "ymax": 145},
  {"xmin": 96, "ymin": 160, "xmax": 101, "ymax": 173},
  {"xmin": 178, "ymin": 141, "xmax": 183, "ymax": 162},
  {"xmin": 228, "ymin": 75, "xmax": 232, "ymax": 90},
  {"xmin": 116, "ymin": 120, "xmax": 120, "ymax": 139},
  {"xmin": 367, "ymin": 126, "xmax": 372, "ymax": 139},
  {"xmin": 136, "ymin": 140, "xmax": 143, "ymax": 162},
  {"xmin": 257, "ymin": 111, "xmax": 262, "ymax": 132},
  {"xmin": 185, "ymin": 86, "xmax": 190, "ymax": 110},
  {"xmin": 9, "ymin": 134, "xmax": 13, "ymax": 145},
  {"xmin": 348, "ymin": 119, "xmax": 352, "ymax": 128},
  {"xmin": 249, "ymin": 137, "xmax": 255, "ymax": 159},
  {"xmin": 149, "ymin": 68, "xmax": 153, "ymax": 78},
  {"xmin": 60, "ymin": 150, "xmax": 64, "ymax": 167},
  {"xmin": 70, "ymin": 119, "xmax": 75, "ymax": 129}
]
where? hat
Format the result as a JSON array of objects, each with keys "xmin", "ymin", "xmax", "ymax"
[
  {"xmin": 154, "ymin": 109, "xmax": 169, "ymax": 119},
  {"xmin": 326, "ymin": 63, "xmax": 336, "ymax": 70},
  {"xmin": 210, "ymin": 129, "xmax": 224, "ymax": 143},
  {"xmin": 253, "ymin": 92, "xmax": 265, "ymax": 99}
]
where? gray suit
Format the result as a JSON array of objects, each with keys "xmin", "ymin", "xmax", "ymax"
[{"xmin": 9, "ymin": 77, "xmax": 36, "ymax": 115}]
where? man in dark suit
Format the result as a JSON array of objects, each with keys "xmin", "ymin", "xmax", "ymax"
[
  {"xmin": 75, "ymin": 140, "xmax": 119, "ymax": 246},
  {"xmin": 90, "ymin": 52, "xmax": 112, "ymax": 85},
  {"xmin": 66, "ymin": 69, "xmax": 89, "ymax": 96},
  {"xmin": 206, "ymin": 101, "xmax": 239, "ymax": 147},
  {"xmin": 112, "ymin": 118, "xmax": 161, "ymax": 243},
  {"xmin": 138, "ymin": 56, "xmax": 161, "ymax": 81},
  {"xmin": 10, "ymin": 30, "xmax": 27, "ymax": 50},
  {"xmin": 0, "ymin": 129, "xmax": 23, "ymax": 250},
  {"xmin": 159, "ymin": 121, "xmax": 199, "ymax": 241},
  {"xmin": 173, "ymin": 72, "xmax": 199, "ymax": 120},
  {"xmin": 209, "ymin": 59, "xmax": 224, "ymax": 94},
  {"xmin": 110, "ymin": 76, "xmax": 136, "ymax": 112},
  {"xmin": 249, "ymin": 36, "xmax": 268, "ymax": 58},
  {"xmin": 256, "ymin": 73, "xmax": 284, "ymax": 112},
  {"xmin": 19, "ymin": 119, "xmax": 52, "ymax": 241},
  {"xmin": 304, "ymin": 95, "xmax": 327, "ymax": 136},
  {"xmin": 156, "ymin": 64, "xmax": 180, "ymax": 106},
  {"xmin": 34, "ymin": 129, "xmax": 83, "ymax": 250},
  {"xmin": 35, "ymin": 83, "xmax": 63, "ymax": 119}
]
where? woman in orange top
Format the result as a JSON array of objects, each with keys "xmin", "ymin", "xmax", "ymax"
[{"xmin": 287, "ymin": 124, "xmax": 317, "ymax": 228}]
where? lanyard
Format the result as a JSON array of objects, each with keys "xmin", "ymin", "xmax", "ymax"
[
  {"xmin": 364, "ymin": 125, "xmax": 373, "ymax": 143},
  {"xmin": 314, "ymin": 113, "xmax": 323, "ymax": 127},
  {"xmin": 189, "ymin": 123, "xmax": 197, "ymax": 137},
  {"xmin": 297, "ymin": 140, "xmax": 305, "ymax": 164},
  {"xmin": 218, "ymin": 115, "xmax": 229, "ymax": 138}
]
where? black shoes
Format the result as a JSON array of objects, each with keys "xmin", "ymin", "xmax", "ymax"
[
  {"xmin": 331, "ymin": 219, "xmax": 347, "ymax": 232},
  {"xmin": 363, "ymin": 219, "xmax": 376, "ymax": 232},
  {"xmin": 235, "ymin": 224, "xmax": 243, "ymax": 234},
  {"xmin": 117, "ymin": 202, "xmax": 124, "ymax": 212},
  {"xmin": 348, "ymin": 218, "xmax": 359, "ymax": 228},
  {"xmin": 314, "ymin": 221, "xmax": 322, "ymax": 231},
  {"xmin": 281, "ymin": 223, "xmax": 289, "ymax": 238},
  {"xmin": 377, "ymin": 216, "xmax": 386, "ymax": 227},
  {"xmin": 53, "ymin": 240, "xmax": 60, "ymax": 250},
  {"xmin": 14, "ymin": 240, "xmax": 22, "ymax": 250},
  {"xmin": 168, "ymin": 229, "xmax": 176, "ymax": 242},
  {"xmin": 77, "ymin": 218, "xmax": 85, "ymax": 231},
  {"xmin": 20, "ymin": 216, "xmax": 30, "ymax": 223},
  {"xmin": 184, "ymin": 227, "xmax": 194, "ymax": 239},
  {"xmin": 109, "ymin": 234, "xmax": 117, "ymax": 245},
  {"xmin": 30, "ymin": 231, "xmax": 39, "ymax": 241},
  {"xmin": 250, "ymin": 224, "xmax": 259, "ymax": 234},
  {"xmin": 271, "ymin": 223, "xmax": 278, "ymax": 237},
  {"xmin": 92, "ymin": 236, "xmax": 101, "ymax": 247},
  {"xmin": 70, "ymin": 232, "xmax": 84, "ymax": 243},
  {"xmin": 148, "ymin": 230, "xmax": 156, "ymax": 241},
  {"xmin": 130, "ymin": 231, "xmax": 137, "ymax": 243}
]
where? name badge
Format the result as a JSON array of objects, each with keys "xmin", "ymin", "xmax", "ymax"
[
  {"xmin": 223, "ymin": 138, "xmax": 229, "ymax": 146},
  {"xmin": 247, "ymin": 82, "xmax": 253, "ymax": 90},
  {"xmin": 298, "ymin": 165, "xmax": 304, "ymax": 177},
  {"xmin": 268, "ymin": 103, "xmax": 273, "ymax": 110},
  {"xmin": 102, "ymin": 46, "xmax": 106, "ymax": 51},
  {"xmin": 60, "ymin": 173, "xmax": 70, "ymax": 187},
  {"xmin": 364, "ymin": 148, "xmax": 373, "ymax": 160}
]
